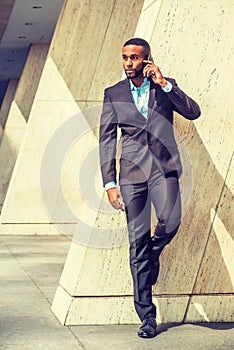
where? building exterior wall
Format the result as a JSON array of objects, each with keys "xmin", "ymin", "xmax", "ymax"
[{"xmin": 0, "ymin": 0, "xmax": 233, "ymax": 324}]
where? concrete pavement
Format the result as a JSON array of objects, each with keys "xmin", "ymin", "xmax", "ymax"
[{"xmin": 0, "ymin": 235, "xmax": 233, "ymax": 350}]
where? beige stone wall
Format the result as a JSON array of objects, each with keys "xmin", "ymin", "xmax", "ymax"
[
  {"xmin": 148, "ymin": 0, "xmax": 234, "ymax": 322},
  {"xmin": 0, "ymin": 0, "xmax": 233, "ymax": 324}
]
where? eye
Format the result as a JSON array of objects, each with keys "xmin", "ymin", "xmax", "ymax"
[{"xmin": 131, "ymin": 55, "xmax": 138, "ymax": 60}]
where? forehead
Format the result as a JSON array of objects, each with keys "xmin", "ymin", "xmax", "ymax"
[{"xmin": 122, "ymin": 45, "xmax": 146, "ymax": 56}]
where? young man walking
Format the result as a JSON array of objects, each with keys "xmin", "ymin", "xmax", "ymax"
[{"xmin": 99, "ymin": 38, "xmax": 200, "ymax": 338}]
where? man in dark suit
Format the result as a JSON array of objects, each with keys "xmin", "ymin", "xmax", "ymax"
[{"xmin": 99, "ymin": 38, "xmax": 200, "ymax": 338}]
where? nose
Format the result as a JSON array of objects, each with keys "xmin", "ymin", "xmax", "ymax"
[{"xmin": 126, "ymin": 58, "xmax": 133, "ymax": 67}]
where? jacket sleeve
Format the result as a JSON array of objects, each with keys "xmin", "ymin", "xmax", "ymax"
[
  {"xmin": 166, "ymin": 78, "xmax": 201, "ymax": 120},
  {"xmin": 99, "ymin": 89, "xmax": 118, "ymax": 187}
]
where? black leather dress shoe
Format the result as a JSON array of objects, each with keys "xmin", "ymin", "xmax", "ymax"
[{"xmin": 137, "ymin": 316, "xmax": 157, "ymax": 338}]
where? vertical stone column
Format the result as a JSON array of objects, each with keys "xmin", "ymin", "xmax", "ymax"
[
  {"xmin": 0, "ymin": 44, "xmax": 48, "ymax": 215},
  {"xmin": 0, "ymin": 79, "xmax": 18, "ymax": 211}
]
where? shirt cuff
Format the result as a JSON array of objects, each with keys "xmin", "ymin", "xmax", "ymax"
[
  {"xmin": 161, "ymin": 81, "xmax": 173, "ymax": 93},
  {"xmin": 104, "ymin": 181, "xmax": 117, "ymax": 191}
]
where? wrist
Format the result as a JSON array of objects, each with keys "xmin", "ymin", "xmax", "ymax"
[
  {"xmin": 161, "ymin": 80, "xmax": 173, "ymax": 93},
  {"xmin": 158, "ymin": 78, "xmax": 168, "ymax": 87},
  {"xmin": 104, "ymin": 181, "xmax": 117, "ymax": 191}
]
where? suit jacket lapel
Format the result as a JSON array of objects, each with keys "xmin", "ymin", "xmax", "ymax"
[
  {"xmin": 120, "ymin": 79, "xmax": 133, "ymax": 103},
  {"xmin": 121, "ymin": 79, "xmax": 147, "ymax": 122}
]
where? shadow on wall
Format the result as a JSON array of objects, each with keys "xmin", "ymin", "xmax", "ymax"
[
  {"xmin": 154, "ymin": 119, "xmax": 234, "ymax": 295},
  {"xmin": 0, "ymin": 129, "xmax": 25, "ymax": 212},
  {"xmin": 0, "ymin": 99, "xmax": 28, "ymax": 213}
]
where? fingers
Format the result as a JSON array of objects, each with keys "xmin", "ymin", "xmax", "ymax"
[
  {"xmin": 118, "ymin": 192, "xmax": 125, "ymax": 211},
  {"xmin": 107, "ymin": 188, "xmax": 125, "ymax": 211},
  {"xmin": 143, "ymin": 60, "xmax": 160, "ymax": 78},
  {"xmin": 143, "ymin": 61, "xmax": 167, "ymax": 86},
  {"xmin": 143, "ymin": 60, "xmax": 155, "ymax": 76}
]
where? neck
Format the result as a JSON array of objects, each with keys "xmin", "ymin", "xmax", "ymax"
[{"xmin": 131, "ymin": 75, "xmax": 145, "ymax": 87}]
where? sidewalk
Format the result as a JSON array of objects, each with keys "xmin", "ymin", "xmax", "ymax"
[{"xmin": 0, "ymin": 235, "xmax": 233, "ymax": 350}]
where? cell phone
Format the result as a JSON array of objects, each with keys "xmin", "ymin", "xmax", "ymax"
[
  {"xmin": 147, "ymin": 53, "xmax": 154, "ymax": 62},
  {"xmin": 144, "ymin": 54, "xmax": 154, "ymax": 69},
  {"xmin": 144, "ymin": 54, "xmax": 155, "ymax": 77}
]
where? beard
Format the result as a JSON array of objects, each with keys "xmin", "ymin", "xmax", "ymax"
[{"xmin": 125, "ymin": 67, "xmax": 144, "ymax": 80}]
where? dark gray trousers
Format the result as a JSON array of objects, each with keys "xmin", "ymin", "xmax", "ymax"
[{"xmin": 121, "ymin": 165, "xmax": 181, "ymax": 321}]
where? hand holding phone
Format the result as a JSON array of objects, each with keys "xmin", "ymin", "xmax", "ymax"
[{"xmin": 143, "ymin": 55, "xmax": 167, "ymax": 87}]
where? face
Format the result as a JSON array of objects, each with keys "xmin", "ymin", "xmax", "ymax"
[{"xmin": 122, "ymin": 45, "xmax": 147, "ymax": 80}]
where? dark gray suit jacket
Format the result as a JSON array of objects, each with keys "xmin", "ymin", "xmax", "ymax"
[{"xmin": 99, "ymin": 78, "xmax": 201, "ymax": 186}]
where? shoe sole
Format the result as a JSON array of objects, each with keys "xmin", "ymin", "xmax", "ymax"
[{"xmin": 138, "ymin": 332, "xmax": 157, "ymax": 339}]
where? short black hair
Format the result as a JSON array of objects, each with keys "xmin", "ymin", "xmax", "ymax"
[{"xmin": 123, "ymin": 37, "xmax": 151, "ymax": 55}]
